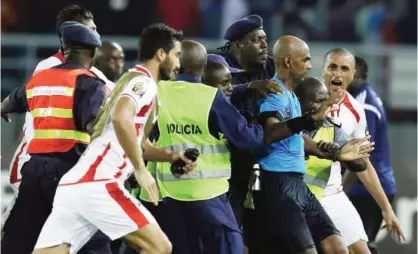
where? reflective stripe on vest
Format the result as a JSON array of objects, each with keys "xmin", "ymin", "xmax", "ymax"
[
  {"xmin": 155, "ymin": 81, "xmax": 231, "ymax": 201},
  {"xmin": 304, "ymin": 125, "xmax": 335, "ymax": 200},
  {"xmin": 157, "ymin": 168, "xmax": 231, "ymax": 182},
  {"xmin": 26, "ymin": 86, "xmax": 75, "ymax": 98},
  {"xmin": 33, "ymin": 129, "xmax": 90, "ymax": 143},
  {"xmin": 31, "ymin": 108, "xmax": 73, "ymax": 118},
  {"xmin": 161, "ymin": 143, "xmax": 228, "ymax": 154},
  {"xmin": 26, "ymin": 68, "xmax": 96, "ymax": 153},
  {"xmin": 303, "ymin": 173, "xmax": 328, "ymax": 188}
]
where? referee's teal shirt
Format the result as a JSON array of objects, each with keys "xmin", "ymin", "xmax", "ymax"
[{"xmin": 257, "ymin": 76, "xmax": 305, "ymax": 174}]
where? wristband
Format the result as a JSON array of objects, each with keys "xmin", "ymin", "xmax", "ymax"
[
  {"xmin": 331, "ymin": 147, "xmax": 340, "ymax": 162},
  {"xmin": 286, "ymin": 113, "xmax": 318, "ymax": 133}
]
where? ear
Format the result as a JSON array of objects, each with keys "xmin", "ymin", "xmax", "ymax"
[
  {"xmin": 156, "ymin": 48, "xmax": 167, "ymax": 63},
  {"xmin": 284, "ymin": 56, "xmax": 291, "ymax": 69},
  {"xmin": 352, "ymin": 69, "xmax": 357, "ymax": 80}
]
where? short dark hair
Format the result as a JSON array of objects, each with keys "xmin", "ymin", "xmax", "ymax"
[
  {"xmin": 138, "ymin": 23, "xmax": 183, "ymax": 61},
  {"xmin": 56, "ymin": 5, "xmax": 94, "ymax": 32},
  {"xmin": 294, "ymin": 77, "xmax": 323, "ymax": 101},
  {"xmin": 202, "ymin": 61, "xmax": 226, "ymax": 86},
  {"xmin": 354, "ymin": 56, "xmax": 368, "ymax": 79}
]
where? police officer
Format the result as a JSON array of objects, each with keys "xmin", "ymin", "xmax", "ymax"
[
  {"xmin": 203, "ymin": 54, "xmax": 244, "ymax": 97},
  {"xmin": 1, "ymin": 22, "xmax": 108, "ymax": 254},
  {"xmin": 217, "ymin": 14, "xmax": 278, "ymax": 229}
]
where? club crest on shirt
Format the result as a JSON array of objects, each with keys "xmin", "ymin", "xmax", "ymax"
[{"xmin": 132, "ymin": 82, "xmax": 147, "ymax": 96}]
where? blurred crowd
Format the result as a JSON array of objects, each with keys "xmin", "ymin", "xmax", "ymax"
[{"xmin": 2, "ymin": 0, "xmax": 417, "ymax": 44}]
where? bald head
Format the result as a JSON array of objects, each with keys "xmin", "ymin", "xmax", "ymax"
[
  {"xmin": 273, "ymin": 35, "xmax": 309, "ymax": 61},
  {"xmin": 272, "ymin": 35, "xmax": 312, "ymax": 86},
  {"xmin": 93, "ymin": 40, "xmax": 125, "ymax": 81},
  {"xmin": 180, "ymin": 40, "xmax": 207, "ymax": 77},
  {"xmin": 295, "ymin": 77, "xmax": 329, "ymax": 114}
]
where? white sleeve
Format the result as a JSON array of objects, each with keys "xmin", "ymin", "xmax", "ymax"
[
  {"xmin": 120, "ymin": 76, "xmax": 156, "ymax": 114},
  {"xmin": 353, "ymin": 106, "xmax": 368, "ymax": 139},
  {"xmin": 33, "ymin": 57, "xmax": 62, "ymax": 73}
]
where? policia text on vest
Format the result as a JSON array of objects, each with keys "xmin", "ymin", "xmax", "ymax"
[{"xmin": 167, "ymin": 124, "xmax": 203, "ymax": 135}]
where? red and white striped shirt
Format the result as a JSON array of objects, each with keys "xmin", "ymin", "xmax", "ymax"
[
  {"xmin": 324, "ymin": 92, "xmax": 368, "ymax": 196},
  {"xmin": 59, "ymin": 65, "xmax": 157, "ymax": 185}
]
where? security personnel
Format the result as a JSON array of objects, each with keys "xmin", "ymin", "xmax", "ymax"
[
  {"xmin": 217, "ymin": 14, "xmax": 278, "ymax": 230},
  {"xmin": 203, "ymin": 54, "xmax": 244, "ymax": 97},
  {"xmin": 1, "ymin": 22, "xmax": 107, "ymax": 254}
]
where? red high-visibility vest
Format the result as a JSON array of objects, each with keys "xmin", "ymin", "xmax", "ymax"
[{"xmin": 26, "ymin": 68, "xmax": 96, "ymax": 153}]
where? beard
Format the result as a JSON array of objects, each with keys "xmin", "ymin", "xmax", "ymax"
[
  {"xmin": 159, "ymin": 67, "xmax": 173, "ymax": 81},
  {"xmin": 159, "ymin": 59, "xmax": 175, "ymax": 81}
]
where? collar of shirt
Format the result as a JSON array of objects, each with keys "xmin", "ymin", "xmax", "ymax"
[
  {"xmin": 59, "ymin": 61, "xmax": 89, "ymax": 70},
  {"xmin": 176, "ymin": 73, "xmax": 201, "ymax": 83},
  {"xmin": 272, "ymin": 76, "xmax": 288, "ymax": 91}
]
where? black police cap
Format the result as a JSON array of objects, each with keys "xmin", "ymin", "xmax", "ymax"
[
  {"xmin": 59, "ymin": 21, "xmax": 102, "ymax": 48},
  {"xmin": 224, "ymin": 15, "xmax": 263, "ymax": 41}
]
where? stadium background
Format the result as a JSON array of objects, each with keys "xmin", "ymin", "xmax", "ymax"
[{"xmin": 0, "ymin": 0, "xmax": 416, "ymax": 253}]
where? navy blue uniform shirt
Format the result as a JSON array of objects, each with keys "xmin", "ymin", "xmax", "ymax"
[
  {"xmin": 349, "ymin": 83, "xmax": 396, "ymax": 196},
  {"xmin": 8, "ymin": 61, "xmax": 106, "ymax": 162},
  {"xmin": 224, "ymin": 54, "xmax": 275, "ymax": 116},
  {"xmin": 150, "ymin": 74, "xmax": 264, "ymax": 150}
]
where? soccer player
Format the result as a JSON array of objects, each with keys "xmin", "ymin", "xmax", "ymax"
[
  {"xmin": 320, "ymin": 48, "xmax": 405, "ymax": 253},
  {"xmin": 33, "ymin": 23, "xmax": 185, "ymax": 254}
]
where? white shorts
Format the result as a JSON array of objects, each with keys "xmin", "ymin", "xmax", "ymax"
[
  {"xmin": 321, "ymin": 191, "xmax": 368, "ymax": 246},
  {"xmin": 35, "ymin": 180, "xmax": 156, "ymax": 253}
]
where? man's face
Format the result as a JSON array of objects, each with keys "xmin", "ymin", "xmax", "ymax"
[
  {"xmin": 239, "ymin": 29, "xmax": 268, "ymax": 65},
  {"xmin": 289, "ymin": 44, "xmax": 312, "ymax": 82},
  {"xmin": 211, "ymin": 66, "xmax": 233, "ymax": 97},
  {"xmin": 300, "ymin": 84, "xmax": 329, "ymax": 114},
  {"xmin": 323, "ymin": 53, "xmax": 355, "ymax": 96},
  {"xmin": 103, "ymin": 47, "xmax": 125, "ymax": 82},
  {"xmin": 159, "ymin": 41, "xmax": 181, "ymax": 81}
]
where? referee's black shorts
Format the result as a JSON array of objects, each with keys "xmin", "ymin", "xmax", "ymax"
[{"xmin": 253, "ymin": 170, "xmax": 340, "ymax": 254}]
